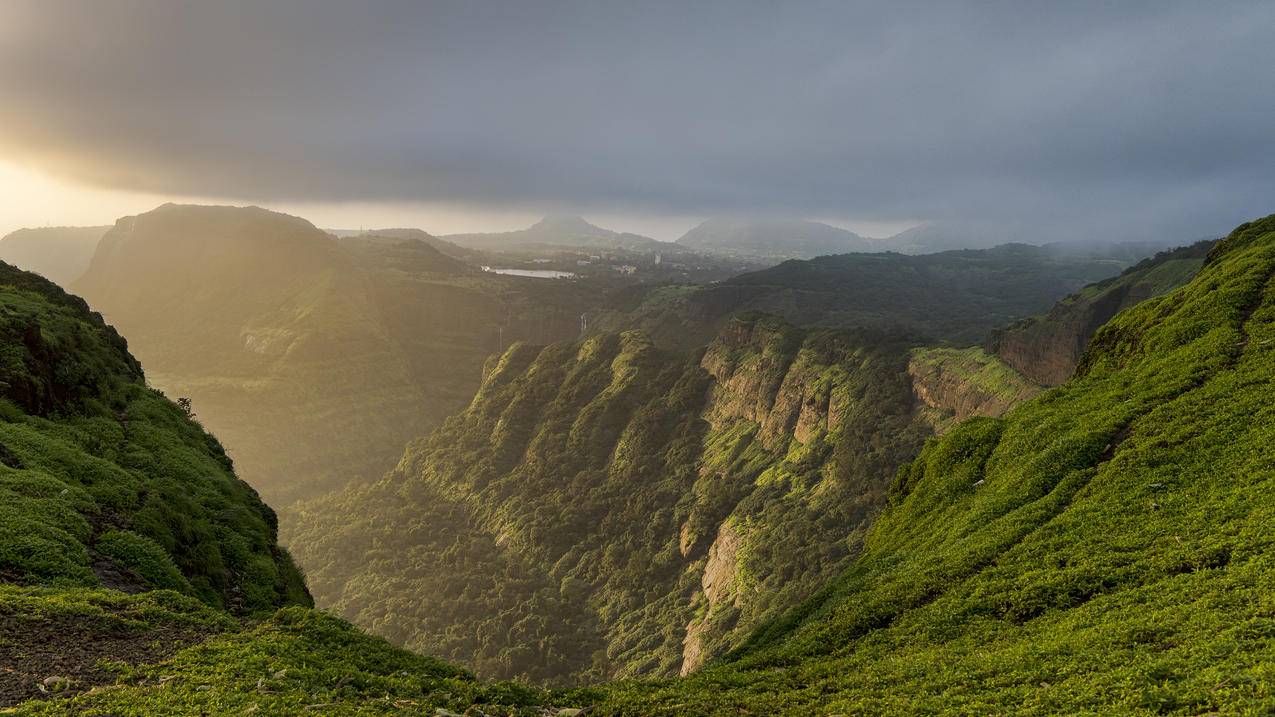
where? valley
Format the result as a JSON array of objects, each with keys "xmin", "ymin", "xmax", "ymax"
[{"xmin": 1, "ymin": 211, "xmax": 1269, "ymax": 715}]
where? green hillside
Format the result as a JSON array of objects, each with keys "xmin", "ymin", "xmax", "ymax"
[
  {"xmin": 8, "ymin": 214, "xmax": 1275, "ymax": 716},
  {"xmin": 285, "ymin": 313, "xmax": 1045, "ymax": 685},
  {"xmin": 593, "ymin": 243, "xmax": 1129, "ymax": 349},
  {"xmin": 0, "ymin": 259, "xmax": 313, "ymax": 706},
  {"xmin": 988, "ymin": 240, "xmax": 1215, "ymax": 385},
  {"xmin": 573, "ymin": 215, "xmax": 1275, "ymax": 713}
]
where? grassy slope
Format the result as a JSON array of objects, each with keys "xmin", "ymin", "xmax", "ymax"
[{"xmin": 580, "ymin": 217, "xmax": 1275, "ymax": 714}]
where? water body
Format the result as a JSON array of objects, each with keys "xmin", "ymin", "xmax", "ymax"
[{"xmin": 481, "ymin": 267, "xmax": 575, "ymax": 279}]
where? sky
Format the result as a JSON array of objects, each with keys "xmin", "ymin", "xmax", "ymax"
[{"xmin": 1, "ymin": 1, "xmax": 1272, "ymax": 242}]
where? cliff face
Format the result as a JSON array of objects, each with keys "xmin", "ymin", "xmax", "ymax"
[
  {"xmin": 286, "ymin": 312, "xmax": 1045, "ymax": 684},
  {"xmin": 907, "ymin": 347, "xmax": 1042, "ymax": 430},
  {"xmin": 987, "ymin": 240, "xmax": 1214, "ymax": 386},
  {"xmin": 285, "ymin": 316, "xmax": 943, "ymax": 683}
]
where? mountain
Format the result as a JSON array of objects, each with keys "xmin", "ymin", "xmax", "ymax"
[
  {"xmin": 676, "ymin": 218, "xmax": 873, "ymax": 260},
  {"xmin": 73, "ymin": 204, "xmax": 589, "ymax": 505},
  {"xmin": 988, "ymin": 239, "xmax": 1215, "ymax": 385},
  {"xmin": 335, "ymin": 227, "xmax": 480, "ymax": 264},
  {"xmin": 284, "ymin": 315, "xmax": 1036, "ymax": 683},
  {"xmin": 444, "ymin": 215, "xmax": 668, "ymax": 251},
  {"xmin": 876, "ymin": 221, "xmax": 1024, "ymax": 254},
  {"xmin": 592, "ymin": 243, "xmax": 1129, "ymax": 348},
  {"xmin": 0, "ymin": 226, "xmax": 109, "ymax": 286},
  {"xmin": 335, "ymin": 230, "xmax": 478, "ymax": 274}
]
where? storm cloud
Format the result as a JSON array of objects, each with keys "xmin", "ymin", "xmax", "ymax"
[{"xmin": 2, "ymin": 1, "xmax": 1272, "ymax": 240}]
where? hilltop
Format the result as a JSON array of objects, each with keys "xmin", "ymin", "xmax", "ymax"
[
  {"xmin": 676, "ymin": 218, "xmax": 872, "ymax": 260},
  {"xmin": 593, "ymin": 243, "xmax": 1129, "ymax": 348},
  {"xmin": 445, "ymin": 216, "xmax": 669, "ymax": 252}
]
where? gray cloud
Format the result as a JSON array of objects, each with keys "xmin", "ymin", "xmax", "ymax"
[{"xmin": 2, "ymin": 0, "xmax": 1272, "ymax": 241}]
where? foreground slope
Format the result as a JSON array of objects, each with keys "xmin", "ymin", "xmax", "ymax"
[
  {"xmin": 0, "ymin": 260, "xmax": 309, "ymax": 704},
  {"xmin": 583, "ymin": 215, "xmax": 1275, "ymax": 713},
  {"xmin": 0, "ymin": 259, "xmax": 557, "ymax": 716}
]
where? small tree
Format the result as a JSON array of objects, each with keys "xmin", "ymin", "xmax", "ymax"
[{"xmin": 176, "ymin": 397, "xmax": 195, "ymax": 419}]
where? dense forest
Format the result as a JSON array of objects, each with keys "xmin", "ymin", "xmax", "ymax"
[{"xmin": 591, "ymin": 244, "xmax": 1131, "ymax": 348}]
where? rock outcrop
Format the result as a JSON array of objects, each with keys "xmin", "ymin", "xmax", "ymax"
[{"xmin": 987, "ymin": 240, "xmax": 1214, "ymax": 386}]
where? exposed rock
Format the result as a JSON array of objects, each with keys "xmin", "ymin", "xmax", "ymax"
[
  {"xmin": 907, "ymin": 348, "xmax": 1042, "ymax": 431},
  {"xmin": 682, "ymin": 521, "xmax": 743, "ymax": 675},
  {"xmin": 986, "ymin": 240, "xmax": 1213, "ymax": 386}
]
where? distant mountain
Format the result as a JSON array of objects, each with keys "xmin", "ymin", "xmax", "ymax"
[
  {"xmin": 874, "ymin": 221, "xmax": 1024, "ymax": 254},
  {"xmin": 74, "ymin": 204, "xmax": 588, "ymax": 505},
  {"xmin": 0, "ymin": 225, "xmax": 109, "ymax": 286},
  {"xmin": 677, "ymin": 217, "xmax": 872, "ymax": 259},
  {"xmin": 878, "ymin": 221, "xmax": 1195, "ymax": 256},
  {"xmin": 336, "ymin": 230, "xmax": 477, "ymax": 274},
  {"xmin": 444, "ymin": 215, "xmax": 667, "ymax": 251}
]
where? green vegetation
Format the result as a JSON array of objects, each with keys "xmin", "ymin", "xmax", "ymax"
[
  {"xmin": 564, "ymin": 214, "xmax": 1275, "ymax": 713},
  {"xmin": 0, "ymin": 259, "xmax": 306, "ymax": 610},
  {"xmin": 9, "ymin": 602, "xmax": 556, "ymax": 716},
  {"xmin": 907, "ymin": 346, "xmax": 1042, "ymax": 431},
  {"xmin": 593, "ymin": 243, "xmax": 1129, "ymax": 348},
  {"xmin": 988, "ymin": 239, "xmax": 1214, "ymax": 385},
  {"xmin": 285, "ymin": 316, "xmax": 936, "ymax": 684}
]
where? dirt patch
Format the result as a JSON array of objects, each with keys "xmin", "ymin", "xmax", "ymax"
[{"xmin": 0, "ymin": 611, "xmax": 213, "ymax": 708}]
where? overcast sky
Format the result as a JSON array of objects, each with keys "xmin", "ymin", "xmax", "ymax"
[{"xmin": 1, "ymin": 1, "xmax": 1272, "ymax": 241}]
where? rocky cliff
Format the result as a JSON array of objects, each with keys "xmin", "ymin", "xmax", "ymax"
[
  {"xmin": 987, "ymin": 240, "xmax": 1214, "ymax": 385},
  {"xmin": 907, "ymin": 347, "xmax": 1042, "ymax": 430}
]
